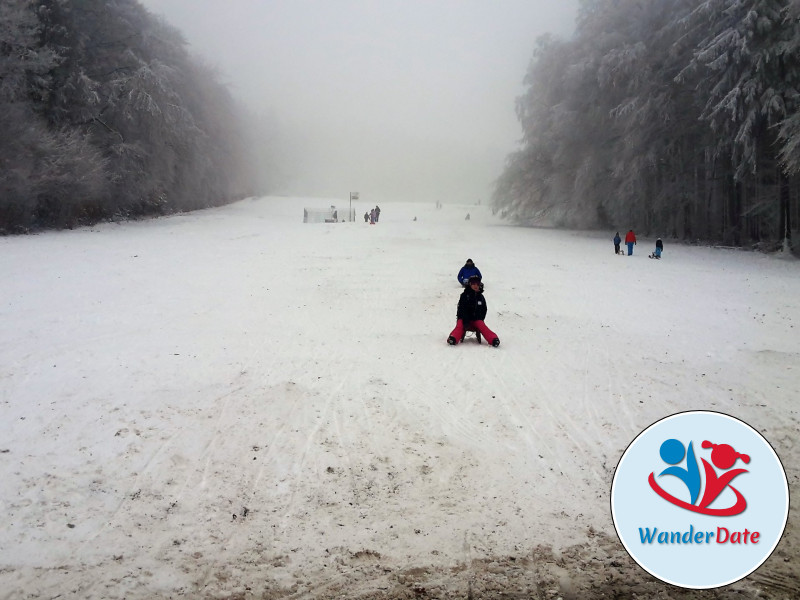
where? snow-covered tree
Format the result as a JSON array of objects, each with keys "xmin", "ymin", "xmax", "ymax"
[
  {"xmin": 1, "ymin": 0, "xmax": 260, "ymax": 231},
  {"xmin": 681, "ymin": 0, "xmax": 800, "ymax": 247},
  {"xmin": 0, "ymin": 0, "xmax": 106, "ymax": 231},
  {"xmin": 494, "ymin": 0, "xmax": 799, "ymax": 249}
]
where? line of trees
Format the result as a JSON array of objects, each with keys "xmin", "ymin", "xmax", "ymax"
[
  {"xmin": 1, "ymin": 0, "xmax": 260, "ymax": 233},
  {"xmin": 493, "ymin": 0, "xmax": 800, "ymax": 250}
]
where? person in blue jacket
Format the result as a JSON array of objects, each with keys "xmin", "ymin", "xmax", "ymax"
[{"xmin": 456, "ymin": 258, "xmax": 482, "ymax": 287}]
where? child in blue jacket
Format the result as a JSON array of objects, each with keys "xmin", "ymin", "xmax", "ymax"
[{"xmin": 456, "ymin": 258, "xmax": 482, "ymax": 286}]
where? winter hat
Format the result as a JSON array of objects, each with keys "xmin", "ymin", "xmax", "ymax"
[
  {"xmin": 466, "ymin": 258, "xmax": 474, "ymax": 264},
  {"xmin": 468, "ymin": 275, "xmax": 481, "ymax": 285}
]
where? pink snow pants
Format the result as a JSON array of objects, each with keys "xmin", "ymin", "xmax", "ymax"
[{"xmin": 449, "ymin": 319, "xmax": 498, "ymax": 345}]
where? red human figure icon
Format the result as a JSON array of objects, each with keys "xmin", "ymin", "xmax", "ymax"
[
  {"xmin": 698, "ymin": 441, "xmax": 750, "ymax": 512},
  {"xmin": 704, "ymin": 441, "xmax": 750, "ymax": 470}
]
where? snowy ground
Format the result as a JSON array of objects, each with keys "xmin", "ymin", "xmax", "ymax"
[{"xmin": 1, "ymin": 197, "xmax": 799, "ymax": 599}]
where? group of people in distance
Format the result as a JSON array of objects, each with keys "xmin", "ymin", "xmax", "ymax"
[
  {"xmin": 446, "ymin": 228, "xmax": 669, "ymax": 347},
  {"xmin": 447, "ymin": 230, "xmax": 668, "ymax": 347},
  {"xmin": 363, "ymin": 206, "xmax": 381, "ymax": 224},
  {"xmin": 613, "ymin": 230, "xmax": 663, "ymax": 259},
  {"xmin": 447, "ymin": 258, "xmax": 500, "ymax": 348}
]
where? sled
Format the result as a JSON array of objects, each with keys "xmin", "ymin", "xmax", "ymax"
[{"xmin": 460, "ymin": 326, "xmax": 482, "ymax": 344}]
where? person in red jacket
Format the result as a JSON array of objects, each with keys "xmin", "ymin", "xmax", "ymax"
[{"xmin": 625, "ymin": 229, "xmax": 637, "ymax": 255}]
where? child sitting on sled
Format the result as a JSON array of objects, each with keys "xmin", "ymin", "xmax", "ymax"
[
  {"xmin": 447, "ymin": 276, "xmax": 500, "ymax": 347},
  {"xmin": 649, "ymin": 238, "xmax": 663, "ymax": 259}
]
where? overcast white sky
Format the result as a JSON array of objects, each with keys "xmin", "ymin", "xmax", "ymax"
[{"xmin": 138, "ymin": 0, "xmax": 579, "ymax": 204}]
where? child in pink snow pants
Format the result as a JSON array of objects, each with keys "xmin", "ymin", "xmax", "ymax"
[{"xmin": 447, "ymin": 276, "xmax": 500, "ymax": 347}]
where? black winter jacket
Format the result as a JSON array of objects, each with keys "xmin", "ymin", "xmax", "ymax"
[{"xmin": 457, "ymin": 287, "xmax": 488, "ymax": 322}]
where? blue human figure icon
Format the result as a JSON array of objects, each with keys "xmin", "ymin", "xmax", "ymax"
[{"xmin": 658, "ymin": 439, "xmax": 701, "ymax": 505}]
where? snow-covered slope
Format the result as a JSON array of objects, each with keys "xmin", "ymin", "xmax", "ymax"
[{"xmin": 1, "ymin": 197, "xmax": 798, "ymax": 598}]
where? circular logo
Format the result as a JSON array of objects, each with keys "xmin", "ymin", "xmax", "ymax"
[{"xmin": 611, "ymin": 411, "xmax": 789, "ymax": 588}]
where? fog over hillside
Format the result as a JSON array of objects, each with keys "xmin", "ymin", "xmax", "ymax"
[{"xmin": 138, "ymin": 0, "xmax": 580, "ymax": 203}]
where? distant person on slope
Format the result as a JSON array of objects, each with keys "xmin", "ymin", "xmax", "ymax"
[
  {"xmin": 613, "ymin": 232, "xmax": 622, "ymax": 255},
  {"xmin": 456, "ymin": 258, "xmax": 482, "ymax": 287},
  {"xmin": 447, "ymin": 276, "xmax": 500, "ymax": 347},
  {"xmin": 625, "ymin": 229, "xmax": 637, "ymax": 255},
  {"xmin": 650, "ymin": 238, "xmax": 663, "ymax": 259}
]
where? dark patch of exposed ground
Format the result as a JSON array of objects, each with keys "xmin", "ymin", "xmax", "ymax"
[{"xmin": 218, "ymin": 518, "xmax": 798, "ymax": 600}]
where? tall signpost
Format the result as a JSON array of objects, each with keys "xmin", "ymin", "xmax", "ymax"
[{"xmin": 350, "ymin": 192, "xmax": 359, "ymax": 221}]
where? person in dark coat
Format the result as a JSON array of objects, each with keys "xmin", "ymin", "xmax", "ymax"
[
  {"xmin": 456, "ymin": 258, "xmax": 482, "ymax": 286},
  {"xmin": 447, "ymin": 276, "xmax": 500, "ymax": 347},
  {"xmin": 613, "ymin": 232, "xmax": 622, "ymax": 255},
  {"xmin": 650, "ymin": 237, "xmax": 663, "ymax": 259},
  {"xmin": 625, "ymin": 229, "xmax": 637, "ymax": 255}
]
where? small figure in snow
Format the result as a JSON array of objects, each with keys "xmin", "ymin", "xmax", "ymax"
[
  {"xmin": 457, "ymin": 258, "xmax": 482, "ymax": 287},
  {"xmin": 613, "ymin": 231, "xmax": 622, "ymax": 255},
  {"xmin": 370, "ymin": 209, "xmax": 376, "ymax": 224},
  {"xmin": 374, "ymin": 205, "xmax": 381, "ymax": 222},
  {"xmin": 364, "ymin": 211, "xmax": 369, "ymax": 223},
  {"xmin": 625, "ymin": 229, "xmax": 637, "ymax": 255},
  {"xmin": 447, "ymin": 276, "xmax": 500, "ymax": 347},
  {"xmin": 465, "ymin": 212, "xmax": 471, "ymax": 220},
  {"xmin": 649, "ymin": 238, "xmax": 663, "ymax": 259}
]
